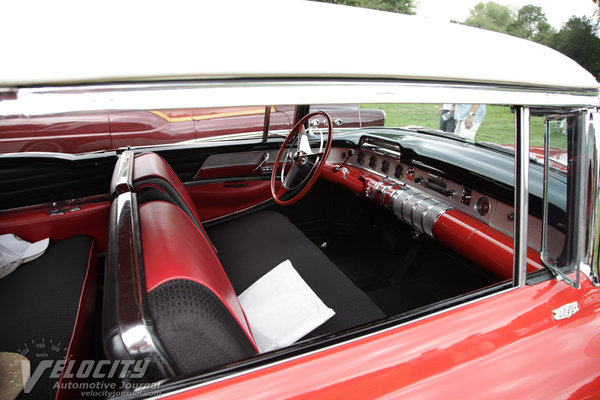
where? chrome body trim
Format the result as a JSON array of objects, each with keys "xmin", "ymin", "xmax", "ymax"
[
  {"xmin": 582, "ymin": 111, "xmax": 600, "ymax": 287},
  {"xmin": 1, "ymin": 80, "xmax": 598, "ymax": 118},
  {"xmin": 106, "ymin": 191, "xmax": 176, "ymax": 378},
  {"xmin": 513, "ymin": 107, "xmax": 530, "ymax": 288},
  {"xmin": 110, "ymin": 150, "xmax": 134, "ymax": 195}
]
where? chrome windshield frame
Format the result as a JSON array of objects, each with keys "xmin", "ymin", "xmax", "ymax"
[
  {"xmin": 513, "ymin": 106, "xmax": 530, "ymax": 288},
  {"xmin": 0, "ymin": 80, "xmax": 598, "ymax": 118}
]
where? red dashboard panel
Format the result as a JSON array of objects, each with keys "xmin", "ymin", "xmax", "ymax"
[
  {"xmin": 434, "ymin": 210, "xmax": 543, "ymax": 279},
  {"xmin": 320, "ymin": 162, "xmax": 543, "ymax": 280}
]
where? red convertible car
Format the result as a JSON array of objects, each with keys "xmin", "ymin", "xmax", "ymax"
[{"xmin": 0, "ymin": 2, "xmax": 599, "ymax": 400}]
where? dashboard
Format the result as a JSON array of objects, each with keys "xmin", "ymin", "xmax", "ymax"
[{"xmin": 324, "ymin": 135, "xmax": 563, "ymax": 255}]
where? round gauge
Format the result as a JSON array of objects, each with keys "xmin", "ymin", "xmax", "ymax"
[
  {"xmin": 394, "ymin": 165, "xmax": 403, "ymax": 179},
  {"xmin": 369, "ymin": 155, "xmax": 378, "ymax": 170},
  {"xmin": 381, "ymin": 159, "xmax": 390, "ymax": 174},
  {"xmin": 476, "ymin": 197, "xmax": 490, "ymax": 216},
  {"xmin": 357, "ymin": 151, "xmax": 365, "ymax": 165}
]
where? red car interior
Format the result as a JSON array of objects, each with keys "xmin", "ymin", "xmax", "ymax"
[
  {"xmin": 0, "ymin": 145, "xmax": 544, "ymax": 397},
  {"xmin": 103, "ymin": 152, "xmax": 386, "ymax": 376}
]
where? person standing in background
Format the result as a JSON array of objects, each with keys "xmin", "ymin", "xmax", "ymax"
[
  {"xmin": 438, "ymin": 104, "xmax": 455, "ymax": 133},
  {"xmin": 454, "ymin": 104, "xmax": 486, "ymax": 141}
]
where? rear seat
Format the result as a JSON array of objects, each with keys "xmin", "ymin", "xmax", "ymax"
[
  {"xmin": 104, "ymin": 151, "xmax": 384, "ymax": 376},
  {"xmin": 0, "ymin": 235, "xmax": 96, "ymax": 399}
]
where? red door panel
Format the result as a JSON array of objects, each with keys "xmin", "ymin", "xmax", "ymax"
[
  {"xmin": 187, "ymin": 181, "xmax": 274, "ymax": 222},
  {"xmin": 0, "ymin": 202, "xmax": 110, "ymax": 251}
]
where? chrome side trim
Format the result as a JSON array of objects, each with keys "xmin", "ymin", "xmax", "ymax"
[
  {"xmin": 1, "ymin": 80, "xmax": 598, "ymax": 118},
  {"xmin": 583, "ymin": 111, "xmax": 600, "ymax": 287},
  {"xmin": 106, "ymin": 191, "xmax": 176, "ymax": 378},
  {"xmin": 110, "ymin": 150, "xmax": 134, "ymax": 195},
  {"xmin": 513, "ymin": 107, "xmax": 529, "ymax": 288}
]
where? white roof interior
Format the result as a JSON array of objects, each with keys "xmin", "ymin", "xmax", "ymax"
[{"xmin": 1, "ymin": 0, "xmax": 598, "ymax": 90}]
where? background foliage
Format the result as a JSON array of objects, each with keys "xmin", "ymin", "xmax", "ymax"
[
  {"xmin": 312, "ymin": 0, "xmax": 415, "ymax": 14},
  {"xmin": 462, "ymin": 2, "xmax": 600, "ymax": 80}
]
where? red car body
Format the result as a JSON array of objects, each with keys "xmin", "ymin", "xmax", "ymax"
[{"xmin": 0, "ymin": 105, "xmax": 384, "ymax": 153}]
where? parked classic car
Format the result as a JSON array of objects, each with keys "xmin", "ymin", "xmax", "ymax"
[
  {"xmin": 0, "ymin": 105, "xmax": 385, "ymax": 153},
  {"xmin": 1, "ymin": 1, "xmax": 599, "ymax": 400}
]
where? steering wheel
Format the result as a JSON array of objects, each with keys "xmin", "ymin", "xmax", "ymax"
[{"xmin": 270, "ymin": 111, "xmax": 333, "ymax": 206}]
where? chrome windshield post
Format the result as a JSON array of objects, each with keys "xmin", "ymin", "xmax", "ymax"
[
  {"xmin": 513, "ymin": 106, "xmax": 530, "ymax": 288},
  {"xmin": 584, "ymin": 111, "xmax": 600, "ymax": 287}
]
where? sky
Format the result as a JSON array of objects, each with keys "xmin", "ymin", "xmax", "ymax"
[{"xmin": 416, "ymin": 0, "xmax": 598, "ymax": 29}]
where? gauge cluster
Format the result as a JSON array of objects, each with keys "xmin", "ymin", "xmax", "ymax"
[{"xmin": 341, "ymin": 143, "xmax": 543, "ymax": 250}]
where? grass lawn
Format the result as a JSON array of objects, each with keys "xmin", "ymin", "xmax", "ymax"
[{"xmin": 361, "ymin": 104, "xmax": 567, "ymax": 148}]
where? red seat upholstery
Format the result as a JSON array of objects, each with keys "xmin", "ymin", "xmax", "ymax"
[
  {"xmin": 139, "ymin": 201, "xmax": 258, "ymax": 373},
  {"xmin": 133, "ymin": 152, "xmax": 200, "ymax": 223},
  {"xmin": 130, "ymin": 153, "xmax": 259, "ymax": 373},
  {"xmin": 133, "ymin": 152, "xmax": 216, "ymax": 251}
]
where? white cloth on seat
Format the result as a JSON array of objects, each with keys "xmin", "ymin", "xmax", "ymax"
[
  {"xmin": 0, "ymin": 234, "xmax": 49, "ymax": 279},
  {"xmin": 238, "ymin": 259, "xmax": 335, "ymax": 353}
]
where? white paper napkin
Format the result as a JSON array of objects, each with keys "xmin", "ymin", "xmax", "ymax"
[
  {"xmin": 0, "ymin": 234, "xmax": 49, "ymax": 279},
  {"xmin": 239, "ymin": 259, "xmax": 335, "ymax": 353}
]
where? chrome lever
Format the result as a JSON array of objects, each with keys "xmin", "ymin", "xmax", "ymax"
[
  {"xmin": 252, "ymin": 152, "xmax": 270, "ymax": 172},
  {"xmin": 333, "ymin": 149, "xmax": 355, "ymax": 172}
]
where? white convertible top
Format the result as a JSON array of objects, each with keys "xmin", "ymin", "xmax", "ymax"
[{"xmin": 1, "ymin": 0, "xmax": 598, "ymax": 90}]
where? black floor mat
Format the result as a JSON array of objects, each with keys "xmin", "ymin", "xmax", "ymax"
[
  {"xmin": 324, "ymin": 229, "xmax": 499, "ymax": 316},
  {"xmin": 322, "ymin": 226, "xmax": 403, "ymax": 289},
  {"xmin": 367, "ymin": 248, "xmax": 498, "ymax": 315}
]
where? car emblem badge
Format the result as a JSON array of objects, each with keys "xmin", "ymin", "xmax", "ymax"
[{"xmin": 552, "ymin": 301, "xmax": 579, "ymax": 321}]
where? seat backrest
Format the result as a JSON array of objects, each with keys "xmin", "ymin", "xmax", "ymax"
[
  {"xmin": 104, "ymin": 151, "xmax": 257, "ymax": 377},
  {"xmin": 133, "ymin": 152, "xmax": 200, "ymax": 222},
  {"xmin": 139, "ymin": 200, "xmax": 257, "ymax": 374},
  {"xmin": 132, "ymin": 152, "xmax": 217, "ymax": 252}
]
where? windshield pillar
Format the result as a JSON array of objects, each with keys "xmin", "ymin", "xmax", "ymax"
[{"xmin": 513, "ymin": 106, "xmax": 530, "ymax": 288}]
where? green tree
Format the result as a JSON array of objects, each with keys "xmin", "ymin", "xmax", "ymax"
[
  {"xmin": 507, "ymin": 5, "xmax": 555, "ymax": 43},
  {"xmin": 463, "ymin": 2, "xmax": 515, "ymax": 33},
  {"xmin": 550, "ymin": 16, "xmax": 600, "ymax": 80},
  {"xmin": 312, "ymin": 0, "xmax": 415, "ymax": 14}
]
